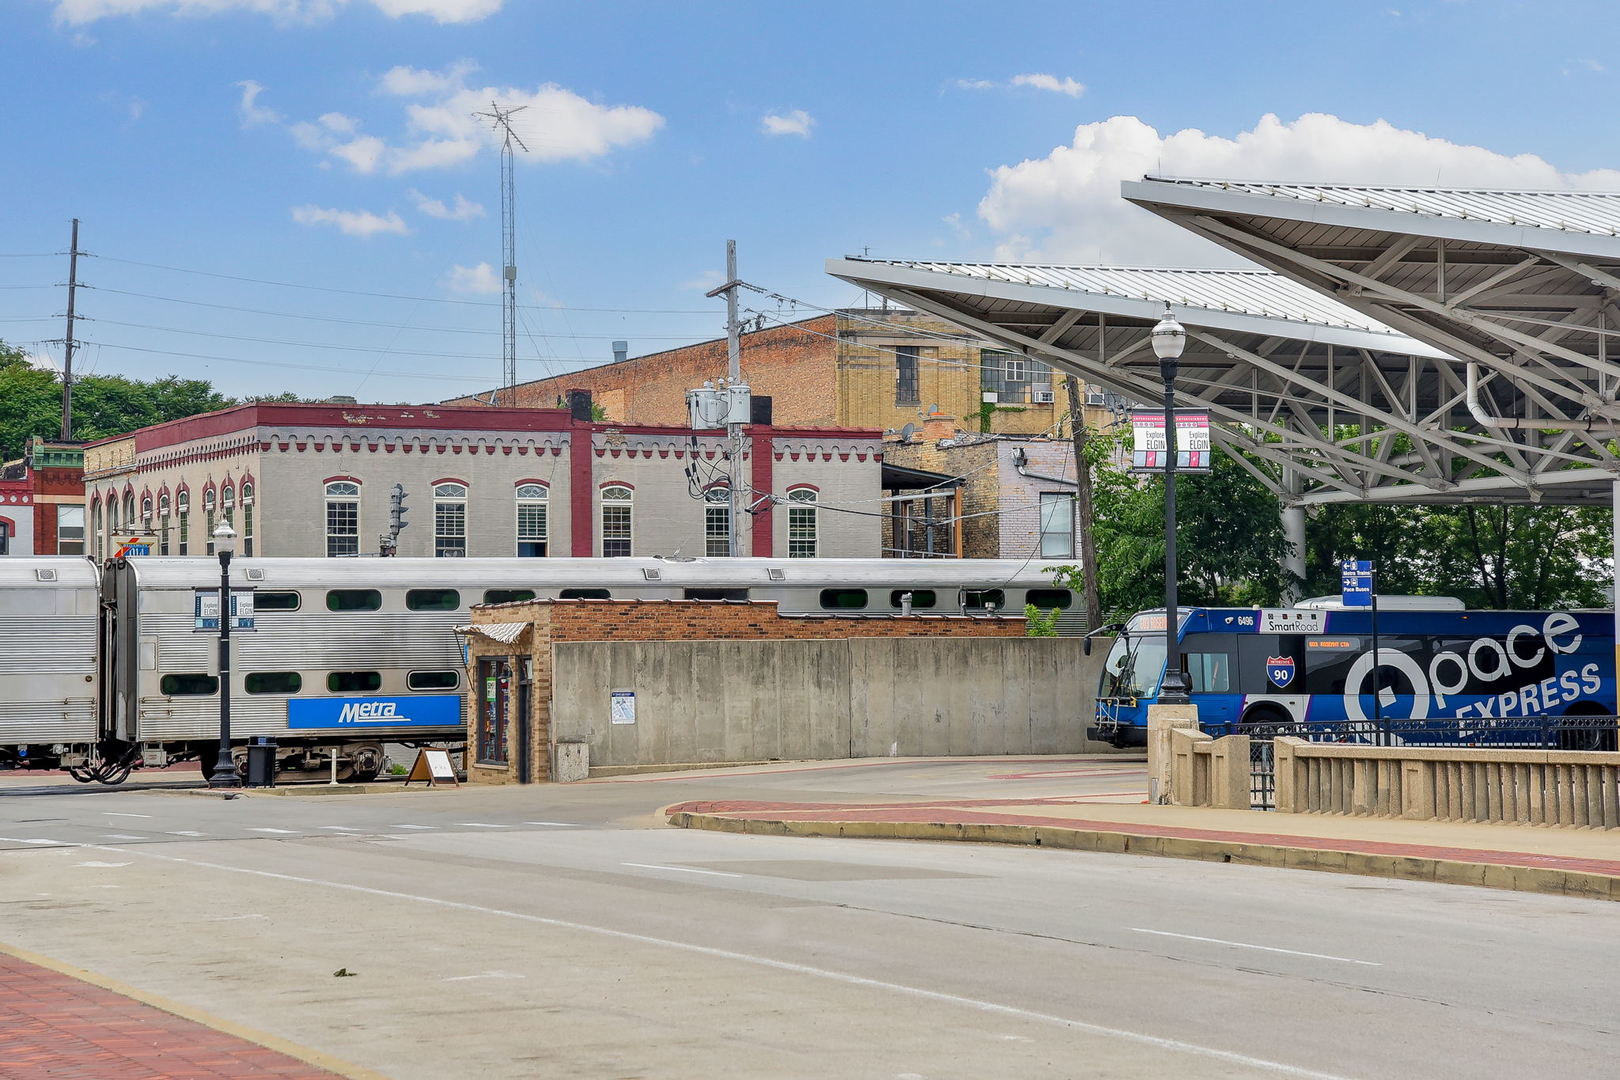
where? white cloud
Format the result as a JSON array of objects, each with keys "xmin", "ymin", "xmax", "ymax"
[
  {"xmin": 954, "ymin": 78, "xmax": 997, "ymax": 91},
  {"xmin": 53, "ymin": 0, "xmax": 500, "ymax": 24},
  {"xmin": 446, "ymin": 262, "xmax": 501, "ymax": 293},
  {"xmin": 235, "ymin": 79, "xmax": 281, "ymax": 126},
  {"xmin": 761, "ymin": 109, "xmax": 814, "ymax": 137},
  {"xmin": 380, "ymin": 61, "xmax": 479, "ymax": 97},
  {"xmin": 410, "ymin": 189, "xmax": 484, "ymax": 220},
  {"xmin": 1563, "ymin": 57, "xmax": 1606, "ymax": 76},
  {"xmin": 290, "ymin": 204, "xmax": 409, "ymax": 237},
  {"xmin": 1010, "ymin": 73, "xmax": 1085, "ymax": 97},
  {"xmin": 976, "ymin": 112, "xmax": 1620, "ymax": 265},
  {"xmin": 369, "ymin": 0, "xmax": 500, "ymax": 22},
  {"xmin": 271, "ymin": 62, "xmax": 662, "ymax": 175}
]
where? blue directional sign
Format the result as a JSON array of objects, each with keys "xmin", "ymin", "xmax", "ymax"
[
  {"xmin": 287, "ymin": 695, "xmax": 462, "ymax": 730},
  {"xmin": 1340, "ymin": 558, "xmax": 1374, "ymax": 607}
]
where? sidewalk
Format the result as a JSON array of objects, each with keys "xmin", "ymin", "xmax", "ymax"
[
  {"xmin": 0, "ymin": 944, "xmax": 375, "ymax": 1080},
  {"xmin": 666, "ymin": 792, "xmax": 1620, "ymax": 901}
]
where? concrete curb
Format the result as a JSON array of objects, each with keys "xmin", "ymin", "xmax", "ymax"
[{"xmin": 666, "ymin": 811, "xmax": 1620, "ymax": 903}]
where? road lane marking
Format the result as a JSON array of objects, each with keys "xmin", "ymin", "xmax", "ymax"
[
  {"xmin": 104, "ymin": 812, "xmax": 151, "ymax": 818},
  {"xmin": 1, "ymin": 838, "xmax": 66, "ymax": 846},
  {"xmin": 524, "ymin": 821, "xmax": 584, "ymax": 827},
  {"xmin": 75, "ymin": 861, "xmax": 130, "ymax": 868},
  {"xmin": 391, "ymin": 824, "xmax": 435, "ymax": 830},
  {"xmin": 247, "ymin": 828, "xmax": 299, "ymax": 835},
  {"xmin": 85, "ymin": 841, "xmax": 1353, "ymax": 1080},
  {"xmin": 319, "ymin": 826, "xmax": 362, "ymax": 832},
  {"xmin": 1130, "ymin": 928, "xmax": 1381, "ymax": 966},
  {"xmin": 458, "ymin": 823, "xmax": 510, "ymax": 828},
  {"xmin": 166, "ymin": 830, "xmax": 206, "ymax": 837},
  {"xmin": 622, "ymin": 863, "xmax": 744, "ymax": 878},
  {"xmin": 103, "ymin": 834, "xmax": 144, "ymax": 840}
]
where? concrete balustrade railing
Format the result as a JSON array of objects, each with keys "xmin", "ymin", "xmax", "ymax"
[
  {"xmin": 1167, "ymin": 727, "xmax": 1250, "ymax": 810},
  {"xmin": 1274, "ymin": 738, "xmax": 1620, "ymax": 828}
]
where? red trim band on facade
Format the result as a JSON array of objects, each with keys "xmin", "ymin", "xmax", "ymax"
[
  {"xmin": 752, "ymin": 432, "xmax": 774, "ymax": 557},
  {"xmin": 569, "ymin": 426, "xmax": 592, "ymax": 556}
]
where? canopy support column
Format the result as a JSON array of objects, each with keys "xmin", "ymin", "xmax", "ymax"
[{"xmin": 1282, "ymin": 469, "xmax": 1306, "ymax": 603}]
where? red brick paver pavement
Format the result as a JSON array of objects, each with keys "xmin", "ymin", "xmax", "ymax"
[{"xmin": 0, "ymin": 951, "xmax": 344, "ymax": 1079}]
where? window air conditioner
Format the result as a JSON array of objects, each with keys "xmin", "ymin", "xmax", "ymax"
[{"xmin": 1032, "ymin": 389, "xmax": 1055, "ymax": 404}]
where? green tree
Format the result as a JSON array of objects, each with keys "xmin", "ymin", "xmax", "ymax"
[
  {"xmin": 1051, "ymin": 450, "xmax": 1299, "ymax": 614},
  {"xmin": 1421, "ymin": 504, "xmax": 1610, "ymax": 609}
]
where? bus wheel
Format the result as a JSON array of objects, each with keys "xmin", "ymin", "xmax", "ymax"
[
  {"xmin": 1240, "ymin": 706, "xmax": 1290, "ymax": 736},
  {"xmin": 1559, "ymin": 710, "xmax": 1617, "ymax": 752}
]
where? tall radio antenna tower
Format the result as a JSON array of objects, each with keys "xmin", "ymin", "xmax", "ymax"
[{"xmin": 474, "ymin": 101, "xmax": 529, "ymax": 405}]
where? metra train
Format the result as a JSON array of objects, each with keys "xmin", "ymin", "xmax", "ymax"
[{"xmin": 1, "ymin": 556, "xmax": 1070, "ymax": 783}]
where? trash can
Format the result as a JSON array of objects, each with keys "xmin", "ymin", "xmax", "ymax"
[{"xmin": 245, "ymin": 737, "xmax": 278, "ymax": 788}]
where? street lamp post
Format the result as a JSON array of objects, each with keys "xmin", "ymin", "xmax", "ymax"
[
  {"xmin": 208, "ymin": 522, "xmax": 240, "ymax": 788},
  {"xmin": 1151, "ymin": 304, "xmax": 1191, "ymax": 705}
]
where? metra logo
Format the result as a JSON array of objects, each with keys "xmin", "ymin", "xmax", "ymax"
[{"xmin": 338, "ymin": 700, "xmax": 401, "ymax": 724}]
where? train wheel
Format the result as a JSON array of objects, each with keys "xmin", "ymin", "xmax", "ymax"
[{"xmin": 346, "ymin": 743, "xmax": 384, "ymax": 783}]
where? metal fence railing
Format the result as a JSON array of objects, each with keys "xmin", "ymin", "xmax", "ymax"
[{"xmin": 1208, "ymin": 715, "xmax": 1619, "ymax": 811}]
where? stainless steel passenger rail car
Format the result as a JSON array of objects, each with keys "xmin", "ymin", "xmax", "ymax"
[{"xmin": 8, "ymin": 556, "xmax": 1068, "ymax": 782}]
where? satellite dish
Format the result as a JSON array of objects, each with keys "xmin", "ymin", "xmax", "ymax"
[{"xmin": 899, "ymin": 423, "xmax": 916, "ymax": 444}]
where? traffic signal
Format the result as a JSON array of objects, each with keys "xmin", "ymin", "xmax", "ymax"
[{"xmin": 389, "ymin": 483, "xmax": 409, "ymax": 532}]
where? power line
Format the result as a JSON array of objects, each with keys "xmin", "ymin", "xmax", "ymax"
[
  {"xmin": 86, "ymin": 254, "xmax": 714, "ymax": 312},
  {"xmin": 78, "ymin": 340, "xmax": 495, "ymax": 383}
]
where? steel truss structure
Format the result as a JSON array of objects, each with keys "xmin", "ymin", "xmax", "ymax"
[
  {"xmin": 1120, "ymin": 178, "xmax": 1620, "ymax": 506},
  {"xmin": 825, "ymin": 257, "xmax": 1529, "ymax": 508}
]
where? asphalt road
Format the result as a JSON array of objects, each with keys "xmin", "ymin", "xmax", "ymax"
[{"xmin": 2, "ymin": 758, "xmax": 1615, "ymax": 1079}]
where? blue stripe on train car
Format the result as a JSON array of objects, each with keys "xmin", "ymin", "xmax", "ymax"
[{"xmin": 287, "ymin": 695, "xmax": 462, "ymax": 730}]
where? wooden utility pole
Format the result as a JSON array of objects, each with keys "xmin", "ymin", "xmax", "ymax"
[
  {"xmin": 1065, "ymin": 375, "xmax": 1101, "ymax": 629},
  {"xmin": 61, "ymin": 218, "xmax": 80, "ymax": 441}
]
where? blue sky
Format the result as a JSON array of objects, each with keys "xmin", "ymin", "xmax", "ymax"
[{"xmin": 4, "ymin": 0, "xmax": 1620, "ymax": 405}]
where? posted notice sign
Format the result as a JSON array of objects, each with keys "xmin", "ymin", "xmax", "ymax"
[
  {"xmin": 1130, "ymin": 411, "xmax": 1212, "ymax": 473},
  {"xmin": 194, "ymin": 588, "xmax": 256, "ymax": 631}
]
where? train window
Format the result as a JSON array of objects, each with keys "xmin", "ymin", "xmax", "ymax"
[
  {"xmin": 819, "ymin": 588, "xmax": 868, "ymax": 610},
  {"xmin": 326, "ymin": 589, "xmax": 382, "ymax": 612},
  {"xmin": 483, "ymin": 588, "xmax": 536, "ymax": 605},
  {"xmin": 1025, "ymin": 589, "xmax": 1073, "ymax": 611},
  {"xmin": 559, "ymin": 588, "xmax": 611, "ymax": 600},
  {"xmin": 255, "ymin": 591, "xmax": 300, "ymax": 612},
  {"xmin": 684, "ymin": 588, "xmax": 749, "ymax": 602},
  {"xmin": 328, "ymin": 671, "xmax": 382, "ymax": 693},
  {"xmin": 890, "ymin": 589, "xmax": 937, "ymax": 609},
  {"xmin": 160, "ymin": 673, "xmax": 218, "ymax": 696},
  {"xmin": 406, "ymin": 588, "xmax": 461, "ymax": 611},
  {"xmin": 408, "ymin": 670, "xmax": 460, "ymax": 691},
  {"xmin": 245, "ymin": 671, "xmax": 302, "ymax": 695},
  {"xmin": 963, "ymin": 589, "xmax": 1006, "ymax": 611}
]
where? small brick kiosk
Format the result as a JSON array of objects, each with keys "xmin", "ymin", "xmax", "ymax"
[{"xmin": 456, "ymin": 598, "xmax": 1043, "ymax": 783}]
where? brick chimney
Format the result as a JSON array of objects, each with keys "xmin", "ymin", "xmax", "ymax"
[{"xmin": 922, "ymin": 411, "xmax": 956, "ymax": 441}]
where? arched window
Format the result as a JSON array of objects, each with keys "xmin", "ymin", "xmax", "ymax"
[
  {"xmin": 140, "ymin": 496, "xmax": 153, "ymax": 531},
  {"xmin": 704, "ymin": 486, "xmax": 730, "ymax": 558},
  {"xmin": 106, "ymin": 492, "xmax": 120, "ymax": 536},
  {"xmin": 158, "ymin": 494, "xmax": 171, "ymax": 556},
  {"xmin": 433, "ymin": 482, "xmax": 467, "ymax": 558},
  {"xmin": 787, "ymin": 488, "xmax": 817, "ymax": 558},
  {"xmin": 240, "ymin": 482, "xmax": 255, "ymax": 556},
  {"xmin": 600, "ymin": 485, "xmax": 632, "ymax": 558},
  {"xmin": 325, "ymin": 481, "xmax": 360, "ymax": 558},
  {"xmin": 91, "ymin": 501, "xmax": 103, "ymax": 559},
  {"xmin": 123, "ymin": 492, "xmax": 136, "ymax": 537},
  {"xmin": 221, "ymin": 482, "xmax": 235, "ymax": 531},
  {"xmin": 176, "ymin": 489, "xmax": 190, "ymax": 556},
  {"xmin": 515, "ymin": 483, "xmax": 547, "ymax": 558},
  {"xmin": 202, "ymin": 488, "xmax": 217, "ymax": 555}
]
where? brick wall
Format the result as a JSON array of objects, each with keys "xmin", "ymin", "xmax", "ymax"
[{"xmin": 447, "ymin": 316, "xmax": 842, "ymax": 427}]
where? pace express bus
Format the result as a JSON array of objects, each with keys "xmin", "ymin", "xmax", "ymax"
[{"xmin": 1090, "ymin": 600, "xmax": 1616, "ymax": 748}]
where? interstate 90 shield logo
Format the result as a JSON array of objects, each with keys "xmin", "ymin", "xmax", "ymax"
[{"xmin": 1265, "ymin": 656, "xmax": 1296, "ymax": 689}]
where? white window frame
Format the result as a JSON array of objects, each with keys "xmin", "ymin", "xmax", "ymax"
[
  {"xmin": 600, "ymin": 485, "xmax": 633, "ymax": 558},
  {"xmin": 1039, "ymin": 491, "xmax": 1075, "ymax": 559},
  {"xmin": 203, "ymin": 489, "xmax": 217, "ymax": 555},
  {"xmin": 1003, "ymin": 357, "xmax": 1028, "ymax": 382},
  {"xmin": 786, "ymin": 488, "xmax": 817, "ymax": 558},
  {"xmin": 433, "ymin": 482, "xmax": 468, "ymax": 558},
  {"xmin": 240, "ymin": 482, "xmax": 254, "ymax": 556},
  {"xmin": 515, "ymin": 483, "xmax": 548, "ymax": 557},
  {"xmin": 324, "ymin": 481, "xmax": 360, "ymax": 558},
  {"xmin": 704, "ymin": 486, "xmax": 731, "ymax": 558}
]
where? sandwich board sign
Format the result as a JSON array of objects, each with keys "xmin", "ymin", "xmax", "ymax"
[{"xmin": 404, "ymin": 748, "xmax": 458, "ymax": 787}]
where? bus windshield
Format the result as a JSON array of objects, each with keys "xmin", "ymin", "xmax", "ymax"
[{"xmin": 1101, "ymin": 633, "xmax": 1166, "ymax": 699}]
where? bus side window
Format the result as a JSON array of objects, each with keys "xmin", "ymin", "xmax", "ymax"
[{"xmin": 1186, "ymin": 651, "xmax": 1231, "ymax": 693}]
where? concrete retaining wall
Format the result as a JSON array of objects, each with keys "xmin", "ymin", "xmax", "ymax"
[{"xmin": 550, "ymin": 637, "xmax": 1109, "ymax": 768}]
